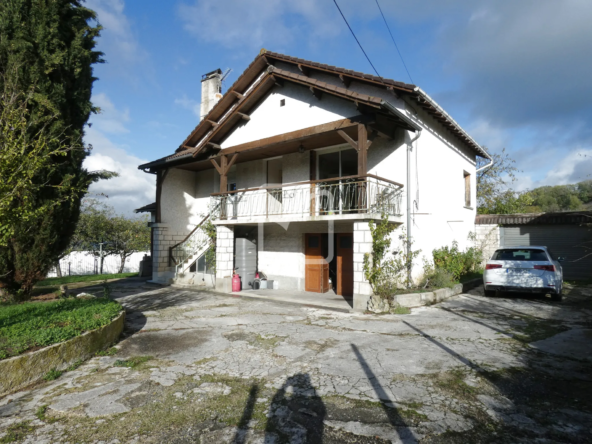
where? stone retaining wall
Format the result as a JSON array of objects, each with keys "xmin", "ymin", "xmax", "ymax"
[
  {"xmin": 0, "ymin": 311, "xmax": 125, "ymax": 397},
  {"xmin": 368, "ymin": 283, "xmax": 465, "ymax": 312}
]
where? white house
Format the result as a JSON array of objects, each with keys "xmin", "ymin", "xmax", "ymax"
[{"xmin": 138, "ymin": 50, "xmax": 491, "ymax": 311}]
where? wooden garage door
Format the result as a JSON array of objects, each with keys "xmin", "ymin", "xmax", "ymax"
[
  {"xmin": 305, "ymin": 234, "xmax": 329, "ymax": 293},
  {"xmin": 501, "ymin": 225, "xmax": 592, "ymax": 280}
]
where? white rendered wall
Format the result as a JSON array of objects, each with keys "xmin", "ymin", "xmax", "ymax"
[
  {"xmin": 161, "ymin": 168, "xmax": 211, "ymax": 234},
  {"xmin": 221, "ymin": 82, "xmax": 358, "ymax": 149},
  {"xmin": 257, "ymin": 222, "xmax": 354, "ymax": 291},
  {"xmin": 48, "ymin": 251, "xmax": 149, "ymax": 277}
]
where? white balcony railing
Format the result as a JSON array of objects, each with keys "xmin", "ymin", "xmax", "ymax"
[{"xmin": 209, "ymin": 175, "xmax": 403, "ymax": 221}]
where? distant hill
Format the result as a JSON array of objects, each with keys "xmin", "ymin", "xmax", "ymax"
[{"xmin": 526, "ymin": 180, "xmax": 592, "ymax": 212}]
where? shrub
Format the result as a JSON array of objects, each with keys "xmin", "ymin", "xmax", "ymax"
[
  {"xmin": 432, "ymin": 241, "xmax": 483, "ymax": 281},
  {"xmin": 363, "ymin": 220, "xmax": 421, "ymax": 301},
  {"xmin": 421, "ymin": 265, "xmax": 455, "ymax": 289}
]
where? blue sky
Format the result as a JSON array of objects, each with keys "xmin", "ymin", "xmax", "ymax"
[{"xmin": 83, "ymin": 0, "xmax": 592, "ymax": 215}]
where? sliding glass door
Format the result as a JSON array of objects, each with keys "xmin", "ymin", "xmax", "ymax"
[{"xmin": 317, "ymin": 148, "xmax": 358, "ymax": 214}]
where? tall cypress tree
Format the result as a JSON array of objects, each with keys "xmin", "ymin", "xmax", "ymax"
[{"xmin": 0, "ymin": 0, "xmax": 106, "ymax": 297}]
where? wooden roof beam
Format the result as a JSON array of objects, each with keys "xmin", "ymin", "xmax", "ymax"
[
  {"xmin": 298, "ymin": 64, "xmax": 310, "ymax": 76},
  {"xmin": 337, "ymin": 130, "xmax": 358, "ymax": 151},
  {"xmin": 237, "ymin": 112, "xmax": 251, "ymax": 121},
  {"xmin": 339, "ymin": 74, "xmax": 351, "ymax": 88},
  {"xmin": 230, "ymin": 90, "xmax": 244, "ymax": 100},
  {"xmin": 310, "ymin": 86, "xmax": 323, "ymax": 100}
]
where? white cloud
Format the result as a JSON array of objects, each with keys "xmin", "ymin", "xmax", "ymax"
[
  {"xmin": 537, "ymin": 149, "xmax": 592, "ymax": 187},
  {"xmin": 174, "ymin": 95, "xmax": 201, "ymax": 119},
  {"xmin": 84, "ymin": 128, "xmax": 155, "ymax": 217},
  {"xmin": 86, "ymin": 0, "xmax": 149, "ymax": 78},
  {"xmin": 177, "ymin": 0, "xmax": 341, "ymax": 50},
  {"xmin": 84, "ymin": 93, "xmax": 155, "ymax": 216},
  {"xmin": 91, "ymin": 92, "xmax": 130, "ymax": 134}
]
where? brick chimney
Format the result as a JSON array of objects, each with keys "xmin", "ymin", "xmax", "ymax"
[{"xmin": 200, "ymin": 69, "xmax": 223, "ymax": 121}]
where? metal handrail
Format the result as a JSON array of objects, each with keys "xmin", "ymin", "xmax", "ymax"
[
  {"xmin": 209, "ymin": 176, "xmax": 403, "ymax": 220},
  {"xmin": 169, "ymin": 203, "xmax": 220, "ymax": 269}
]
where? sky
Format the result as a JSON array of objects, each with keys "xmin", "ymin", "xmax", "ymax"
[{"xmin": 83, "ymin": 0, "xmax": 592, "ymax": 216}]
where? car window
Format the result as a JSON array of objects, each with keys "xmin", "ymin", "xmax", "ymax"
[{"xmin": 492, "ymin": 249, "xmax": 549, "ymax": 261}]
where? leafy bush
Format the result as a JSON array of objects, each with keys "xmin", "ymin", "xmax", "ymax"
[
  {"xmin": 420, "ymin": 264, "xmax": 456, "ymax": 289},
  {"xmin": 432, "ymin": 241, "xmax": 483, "ymax": 281},
  {"xmin": 0, "ymin": 297, "xmax": 122, "ymax": 359},
  {"xmin": 363, "ymin": 215, "xmax": 421, "ymax": 300}
]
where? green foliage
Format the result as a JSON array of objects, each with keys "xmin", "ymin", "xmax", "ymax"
[
  {"xmin": 477, "ymin": 146, "xmax": 592, "ymax": 214},
  {"xmin": 363, "ymin": 214, "xmax": 421, "ymax": 300},
  {"xmin": 95, "ymin": 346, "xmax": 118, "ymax": 357},
  {"xmin": 36, "ymin": 272, "xmax": 137, "ymax": 287},
  {"xmin": 391, "ymin": 306, "xmax": 411, "ymax": 315},
  {"xmin": 0, "ymin": 421, "xmax": 36, "ymax": 443},
  {"xmin": 43, "ymin": 368, "xmax": 63, "ymax": 381},
  {"xmin": 0, "ymin": 0, "xmax": 113, "ymax": 297},
  {"xmin": 478, "ymin": 190, "xmax": 534, "ymax": 215},
  {"xmin": 477, "ymin": 148, "xmax": 521, "ymax": 214},
  {"xmin": 202, "ymin": 219, "xmax": 217, "ymax": 274},
  {"xmin": 0, "ymin": 297, "xmax": 121, "ymax": 359},
  {"xmin": 113, "ymin": 356, "xmax": 152, "ymax": 369},
  {"xmin": 102, "ymin": 281, "xmax": 112, "ymax": 298},
  {"xmin": 420, "ymin": 262, "xmax": 456, "ymax": 289},
  {"xmin": 528, "ymin": 180, "xmax": 592, "ymax": 212},
  {"xmin": 432, "ymin": 241, "xmax": 483, "ymax": 281},
  {"xmin": 363, "ymin": 214, "xmax": 397, "ymax": 293},
  {"xmin": 70, "ymin": 199, "xmax": 150, "ymax": 274}
]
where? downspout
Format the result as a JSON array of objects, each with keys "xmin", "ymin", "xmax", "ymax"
[
  {"xmin": 476, "ymin": 157, "xmax": 495, "ymax": 173},
  {"xmin": 407, "ymin": 129, "xmax": 422, "ymax": 287}
]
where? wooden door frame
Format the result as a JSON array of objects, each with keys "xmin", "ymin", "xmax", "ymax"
[{"xmin": 336, "ymin": 233, "xmax": 354, "ymax": 297}]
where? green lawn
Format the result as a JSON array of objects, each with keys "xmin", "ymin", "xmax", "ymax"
[
  {"xmin": 36, "ymin": 272, "xmax": 138, "ymax": 287},
  {"xmin": 0, "ymin": 298, "xmax": 122, "ymax": 359}
]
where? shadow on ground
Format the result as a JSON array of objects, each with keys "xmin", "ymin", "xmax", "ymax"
[{"xmin": 419, "ymin": 282, "xmax": 592, "ymax": 443}]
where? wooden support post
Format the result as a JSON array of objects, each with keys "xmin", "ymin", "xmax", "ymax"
[
  {"xmin": 357, "ymin": 124, "xmax": 368, "ymax": 176},
  {"xmin": 219, "ymin": 155, "xmax": 228, "ymax": 193},
  {"xmin": 357, "ymin": 124, "xmax": 368, "ymax": 213}
]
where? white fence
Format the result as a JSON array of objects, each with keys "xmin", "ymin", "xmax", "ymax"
[{"xmin": 46, "ymin": 251, "xmax": 150, "ymax": 278}]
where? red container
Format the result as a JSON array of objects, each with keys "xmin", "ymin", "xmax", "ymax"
[{"xmin": 232, "ymin": 274, "xmax": 241, "ymax": 292}]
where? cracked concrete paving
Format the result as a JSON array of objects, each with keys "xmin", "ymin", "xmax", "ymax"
[{"xmin": 1, "ymin": 279, "xmax": 591, "ymax": 443}]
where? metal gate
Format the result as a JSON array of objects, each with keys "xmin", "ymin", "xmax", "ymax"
[{"xmin": 500, "ymin": 225, "xmax": 591, "ymax": 280}]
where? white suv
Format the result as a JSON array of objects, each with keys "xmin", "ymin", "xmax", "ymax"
[{"xmin": 483, "ymin": 246, "xmax": 564, "ymax": 300}]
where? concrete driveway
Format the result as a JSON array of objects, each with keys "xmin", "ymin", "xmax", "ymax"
[{"xmin": 1, "ymin": 280, "xmax": 591, "ymax": 443}]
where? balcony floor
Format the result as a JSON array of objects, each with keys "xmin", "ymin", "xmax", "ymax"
[
  {"xmin": 213, "ymin": 212, "xmax": 403, "ymax": 225},
  {"xmin": 232, "ymin": 288, "xmax": 353, "ymax": 312}
]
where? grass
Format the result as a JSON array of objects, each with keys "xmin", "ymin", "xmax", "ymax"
[
  {"xmin": 0, "ymin": 421, "xmax": 36, "ymax": 443},
  {"xmin": 36, "ymin": 272, "xmax": 137, "ymax": 287},
  {"xmin": 43, "ymin": 368, "xmax": 63, "ymax": 381},
  {"xmin": 392, "ymin": 306, "xmax": 411, "ymax": 315},
  {"xmin": 113, "ymin": 356, "xmax": 152, "ymax": 369},
  {"xmin": 96, "ymin": 347, "xmax": 118, "ymax": 357},
  {"xmin": 0, "ymin": 297, "xmax": 122, "ymax": 359}
]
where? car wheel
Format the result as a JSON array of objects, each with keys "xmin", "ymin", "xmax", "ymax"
[
  {"xmin": 551, "ymin": 291, "xmax": 562, "ymax": 302},
  {"xmin": 484, "ymin": 290, "xmax": 496, "ymax": 297}
]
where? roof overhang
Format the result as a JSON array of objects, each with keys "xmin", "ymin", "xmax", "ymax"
[{"xmin": 139, "ymin": 50, "xmax": 488, "ymax": 173}]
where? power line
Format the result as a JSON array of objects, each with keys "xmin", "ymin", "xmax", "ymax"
[
  {"xmin": 374, "ymin": 0, "xmax": 414, "ymax": 84},
  {"xmin": 332, "ymin": 0, "xmax": 381, "ymax": 78}
]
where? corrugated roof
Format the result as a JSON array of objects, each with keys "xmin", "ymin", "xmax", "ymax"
[
  {"xmin": 134, "ymin": 202, "xmax": 157, "ymax": 213},
  {"xmin": 476, "ymin": 211, "xmax": 592, "ymax": 225}
]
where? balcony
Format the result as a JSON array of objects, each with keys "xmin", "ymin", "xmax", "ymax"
[{"xmin": 209, "ymin": 175, "xmax": 403, "ymax": 224}]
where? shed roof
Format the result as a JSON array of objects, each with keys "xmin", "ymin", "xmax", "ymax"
[{"xmin": 475, "ymin": 211, "xmax": 592, "ymax": 225}]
